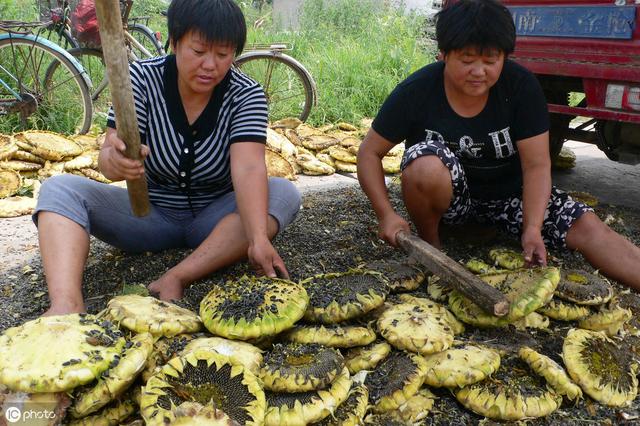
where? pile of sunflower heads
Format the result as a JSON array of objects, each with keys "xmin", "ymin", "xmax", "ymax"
[
  {"xmin": 0, "ymin": 250, "xmax": 639, "ymax": 425},
  {"xmin": 265, "ymin": 118, "xmax": 404, "ymax": 181},
  {"xmin": 0, "ymin": 131, "xmax": 107, "ymax": 218},
  {"xmin": 0, "ymin": 119, "xmax": 400, "ymax": 218}
]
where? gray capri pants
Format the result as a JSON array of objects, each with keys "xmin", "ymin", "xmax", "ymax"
[{"xmin": 33, "ymin": 174, "xmax": 301, "ymax": 253}]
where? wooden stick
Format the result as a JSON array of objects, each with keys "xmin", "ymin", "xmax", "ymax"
[
  {"xmin": 396, "ymin": 230, "xmax": 510, "ymax": 317},
  {"xmin": 95, "ymin": 0, "xmax": 150, "ymax": 217}
]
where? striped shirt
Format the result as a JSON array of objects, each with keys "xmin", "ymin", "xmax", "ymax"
[{"xmin": 107, "ymin": 55, "xmax": 268, "ymax": 211}]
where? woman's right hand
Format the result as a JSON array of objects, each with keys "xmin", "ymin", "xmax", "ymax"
[
  {"xmin": 378, "ymin": 211, "xmax": 411, "ymax": 247},
  {"xmin": 99, "ymin": 131, "xmax": 149, "ymax": 181}
]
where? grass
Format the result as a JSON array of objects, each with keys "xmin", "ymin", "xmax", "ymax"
[
  {"xmin": 0, "ymin": 0, "xmax": 37, "ymax": 21},
  {"xmin": 241, "ymin": 0, "xmax": 435, "ymax": 125},
  {"xmin": 1, "ymin": 0, "xmax": 435, "ymax": 132}
]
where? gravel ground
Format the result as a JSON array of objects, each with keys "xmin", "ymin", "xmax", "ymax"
[{"xmin": 1, "ymin": 181, "xmax": 639, "ymax": 424}]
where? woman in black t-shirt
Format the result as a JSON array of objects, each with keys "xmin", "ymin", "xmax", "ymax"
[{"xmin": 357, "ymin": 0, "xmax": 640, "ymax": 292}]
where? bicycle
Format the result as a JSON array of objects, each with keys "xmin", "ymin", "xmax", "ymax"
[
  {"xmin": 38, "ymin": 0, "xmax": 79, "ymax": 50},
  {"xmin": 44, "ymin": 0, "xmax": 165, "ymax": 115},
  {"xmin": 38, "ymin": 0, "xmax": 163, "ymax": 54},
  {"xmin": 0, "ymin": 20, "xmax": 93, "ymax": 134},
  {"xmin": 235, "ymin": 43, "xmax": 317, "ymax": 123},
  {"xmin": 125, "ymin": 13, "xmax": 165, "ymax": 59}
]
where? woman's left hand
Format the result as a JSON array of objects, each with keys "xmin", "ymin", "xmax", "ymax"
[
  {"xmin": 521, "ymin": 226, "xmax": 547, "ymax": 267},
  {"xmin": 248, "ymin": 237, "xmax": 289, "ymax": 279}
]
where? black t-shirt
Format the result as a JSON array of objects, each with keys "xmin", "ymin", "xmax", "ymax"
[{"xmin": 372, "ymin": 59, "xmax": 549, "ymax": 200}]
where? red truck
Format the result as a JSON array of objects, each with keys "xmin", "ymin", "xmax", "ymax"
[{"xmin": 445, "ymin": 0, "xmax": 640, "ymax": 164}]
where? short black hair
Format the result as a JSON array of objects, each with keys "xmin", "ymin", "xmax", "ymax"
[
  {"xmin": 168, "ymin": 0, "xmax": 246, "ymax": 56},
  {"xmin": 435, "ymin": 0, "xmax": 515, "ymax": 56}
]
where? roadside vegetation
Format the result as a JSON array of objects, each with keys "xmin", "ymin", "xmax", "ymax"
[
  {"xmin": 241, "ymin": 0, "xmax": 435, "ymax": 125},
  {"xmin": 1, "ymin": 0, "xmax": 435, "ymax": 128}
]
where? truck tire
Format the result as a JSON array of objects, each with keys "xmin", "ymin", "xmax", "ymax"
[
  {"xmin": 549, "ymin": 113, "xmax": 572, "ymax": 160},
  {"xmin": 596, "ymin": 121, "xmax": 640, "ymax": 164}
]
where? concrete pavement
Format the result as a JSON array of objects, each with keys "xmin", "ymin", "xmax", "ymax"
[{"xmin": 553, "ymin": 141, "xmax": 640, "ymax": 208}]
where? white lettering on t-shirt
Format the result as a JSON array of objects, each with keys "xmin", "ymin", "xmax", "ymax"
[
  {"xmin": 458, "ymin": 135, "xmax": 482, "ymax": 158},
  {"xmin": 421, "ymin": 129, "xmax": 445, "ymax": 144},
  {"xmin": 488, "ymin": 127, "xmax": 515, "ymax": 158}
]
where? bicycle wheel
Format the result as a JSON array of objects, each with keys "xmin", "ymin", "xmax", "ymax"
[
  {"xmin": 0, "ymin": 36, "xmax": 92, "ymax": 134},
  {"xmin": 235, "ymin": 51, "xmax": 316, "ymax": 122},
  {"xmin": 65, "ymin": 48, "xmax": 111, "ymax": 112},
  {"xmin": 127, "ymin": 23, "xmax": 164, "ymax": 59},
  {"xmin": 43, "ymin": 47, "xmax": 110, "ymax": 129}
]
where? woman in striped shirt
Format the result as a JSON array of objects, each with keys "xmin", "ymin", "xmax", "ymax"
[{"xmin": 34, "ymin": 0, "xmax": 301, "ymax": 315}]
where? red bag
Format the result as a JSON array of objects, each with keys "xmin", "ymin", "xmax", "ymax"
[{"xmin": 71, "ymin": 0, "xmax": 102, "ymax": 48}]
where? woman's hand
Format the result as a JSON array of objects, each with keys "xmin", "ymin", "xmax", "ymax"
[
  {"xmin": 248, "ymin": 237, "xmax": 289, "ymax": 279},
  {"xmin": 99, "ymin": 130, "xmax": 149, "ymax": 181},
  {"xmin": 521, "ymin": 225, "xmax": 547, "ymax": 267},
  {"xmin": 379, "ymin": 212, "xmax": 411, "ymax": 247}
]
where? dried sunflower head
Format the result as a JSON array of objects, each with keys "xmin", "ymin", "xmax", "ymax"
[
  {"xmin": 260, "ymin": 343, "xmax": 344, "ymax": 392},
  {"xmin": 448, "ymin": 267, "xmax": 559, "ymax": 327},
  {"xmin": 301, "ymin": 269, "xmax": 388, "ymax": 324},
  {"xmin": 563, "ymin": 328, "xmax": 638, "ymax": 407},
  {"xmin": 106, "ymin": 295, "xmax": 202, "ymax": 337},
  {"xmin": 0, "ymin": 314, "xmax": 125, "ymax": 392},
  {"xmin": 518, "ymin": 346, "xmax": 582, "ymax": 401},
  {"xmin": 71, "ymin": 332, "xmax": 154, "ymax": 418},
  {"xmin": 377, "ymin": 301, "xmax": 455, "ymax": 355},
  {"xmin": 283, "ymin": 324, "xmax": 376, "ymax": 348},
  {"xmin": 422, "ymin": 344, "xmax": 501, "ymax": 388},
  {"xmin": 314, "ymin": 382, "xmax": 368, "ymax": 426},
  {"xmin": 343, "ymin": 340, "xmax": 391, "ymax": 375},
  {"xmin": 364, "ymin": 351, "xmax": 428, "ymax": 413},
  {"xmin": 141, "ymin": 349, "xmax": 266, "ymax": 425},
  {"xmin": 455, "ymin": 352, "xmax": 562, "ymax": 420},
  {"xmin": 200, "ymin": 275, "xmax": 308, "ymax": 340},
  {"xmin": 555, "ymin": 269, "xmax": 613, "ymax": 305},
  {"xmin": 264, "ymin": 367, "xmax": 351, "ymax": 426},
  {"xmin": 488, "ymin": 248, "xmax": 525, "ymax": 270}
]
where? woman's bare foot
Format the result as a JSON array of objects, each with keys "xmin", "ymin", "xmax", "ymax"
[
  {"xmin": 148, "ymin": 274, "xmax": 185, "ymax": 302},
  {"xmin": 42, "ymin": 303, "xmax": 85, "ymax": 317}
]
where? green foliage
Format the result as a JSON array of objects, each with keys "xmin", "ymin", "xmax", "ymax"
[
  {"xmin": 0, "ymin": 0, "xmax": 38, "ymax": 21},
  {"xmin": 129, "ymin": 0, "xmax": 168, "ymax": 16},
  {"xmin": 129, "ymin": 0, "xmax": 169, "ymax": 38},
  {"xmin": 569, "ymin": 91, "xmax": 585, "ymax": 107},
  {"xmin": 245, "ymin": 0, "xmax": 435, "ymax": 125}
]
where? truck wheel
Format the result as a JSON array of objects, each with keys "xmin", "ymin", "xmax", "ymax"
[
  {"xmin": 595, "ymin": 121, "xmax": 620, "ymax": 161},
  {"xmin": 549, "ymin": 113, "xmax": 572, "ymax": 160},
  {"xmin": 596, "ymin": 121, "xmax": 640, "ymax": 163}
]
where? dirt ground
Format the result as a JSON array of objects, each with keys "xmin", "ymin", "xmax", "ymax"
[{"xmin": 1, "ymin": 172, "xmax": 639, "ymax": 423}]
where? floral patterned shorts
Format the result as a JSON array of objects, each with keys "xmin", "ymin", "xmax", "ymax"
[{"xmin": 401, "ymin": 140, "xmax": 593, "ymax": 249}]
